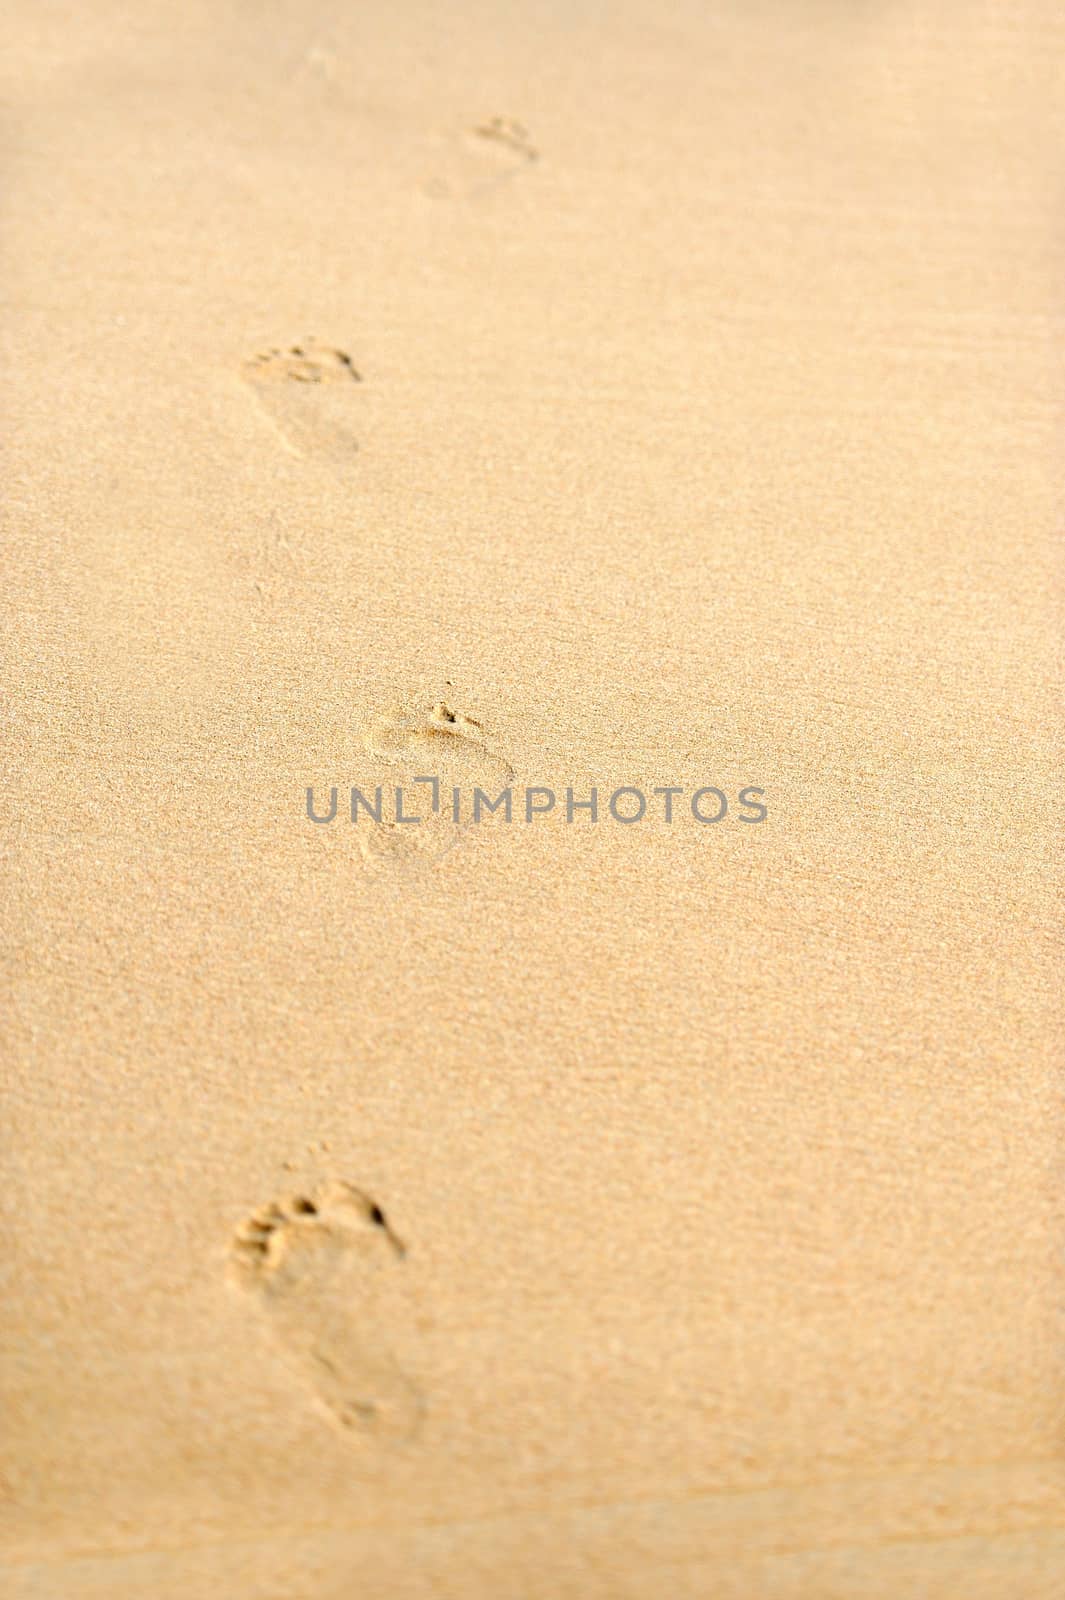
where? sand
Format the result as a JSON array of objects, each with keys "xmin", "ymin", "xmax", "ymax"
[{"xmin": 2, "ymin": 2, "xmax": 1063, "ymax": 1595}]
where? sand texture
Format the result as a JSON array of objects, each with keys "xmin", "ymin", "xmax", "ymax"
[{"xmin": 2, "ymin": 2, "xmax": 1063, "ymax": 1595}]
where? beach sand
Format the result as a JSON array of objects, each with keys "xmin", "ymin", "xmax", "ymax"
[{"xmin": 2, "ymin": 2, "xmax": 1063, "ymax": 1594}]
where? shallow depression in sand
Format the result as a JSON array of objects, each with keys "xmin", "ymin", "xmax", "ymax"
[{"xmin": 230, "ymin": 1180, "xmax": 424, "ymax": 1440}]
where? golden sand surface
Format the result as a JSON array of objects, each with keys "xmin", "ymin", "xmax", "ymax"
[{"xmin": 2, "ymin": 3, "xmax": 1063, "ymax": 1595}]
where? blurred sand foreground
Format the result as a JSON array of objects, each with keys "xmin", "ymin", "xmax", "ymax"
[{"xmin": 2, "ymin": 2, "xmax": 1063, "ymax": 1596}]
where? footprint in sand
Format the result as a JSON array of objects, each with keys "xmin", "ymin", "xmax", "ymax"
[
  {"xmin": 357, "ymin": 700, "xmax": 515, "ymax": 872},
  {"xmin": 241, "ymin": 339, "xmax": 362, "ymax": 460},
  {"xmin": 230, "ymin": 1180, "xmax": 424, "ymax": 1440},
  {"xmin": 422, "ymin": 116, "xmax": 539, "ymax": 202},
  {"xmin": 473, "ymin": 116, "xmax": 538, "ymax": 164}
]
